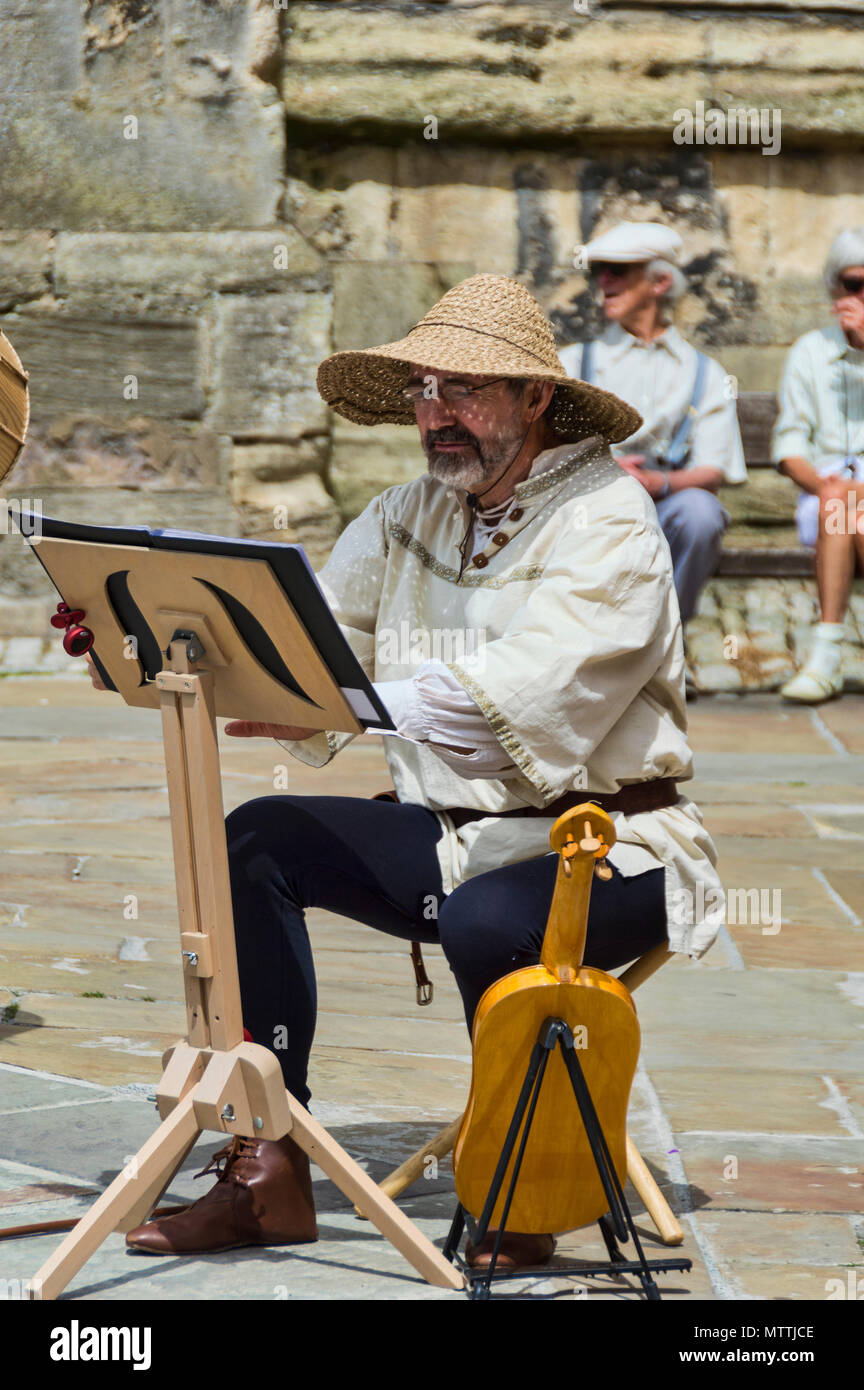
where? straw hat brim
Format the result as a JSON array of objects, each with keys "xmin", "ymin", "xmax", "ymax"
[
  {"xmin": 317, "ymin": 323, "xmax": 642, "ymax": 444},
  {"xmin": 0, "ymin": 331, "xmax": 30, "ymax": 487}
]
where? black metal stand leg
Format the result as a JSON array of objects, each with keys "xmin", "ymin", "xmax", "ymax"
[
  {"xmin": 558, "ymin": 1027, "xmax": 628, "ymax": 1243},
  {"xmin": 558, "ymin": 1029, "xmax": 661, "ymax": 1300}
]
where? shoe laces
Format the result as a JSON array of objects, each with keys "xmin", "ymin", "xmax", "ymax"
[{"xmin": 194, "ymin": 1135, "xmax": 258, "ymax": 1185}]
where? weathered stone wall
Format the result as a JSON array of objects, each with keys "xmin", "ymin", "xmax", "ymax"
[{"xmin": 2, "ymin": 1, "xmax": 864, "ymax": 686}]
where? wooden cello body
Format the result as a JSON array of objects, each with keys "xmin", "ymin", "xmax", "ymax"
[{"xmin": 453, "ymin": 804, "xmax": 641, "ymax": 1235}]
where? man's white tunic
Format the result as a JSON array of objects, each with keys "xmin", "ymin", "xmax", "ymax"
[{"xmin": 283, "ymin": 436, "xmax": 724, "ymax": 957}]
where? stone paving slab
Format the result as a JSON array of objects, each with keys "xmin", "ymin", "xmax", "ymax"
[
  {"xmin": 680, "ymin": 1135, "xmax": 864, "ymax": 1214},
  {"xmin": 1, "ymin": 683, "xmax": 863, "ymax": 1301}
]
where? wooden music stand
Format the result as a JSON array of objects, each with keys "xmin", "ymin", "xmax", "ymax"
[{"xmin": 24, "ymin": 529, "xmax": 464, "ymax": 1299}]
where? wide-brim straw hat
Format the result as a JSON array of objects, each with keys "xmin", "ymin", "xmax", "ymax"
[
  {"xmin": 0, "ymin": 330, "xmax": 30, "ymax": 486},
  {"xmin": 316, "ymin": 273, "xmax": 642, "ymax": 444}
]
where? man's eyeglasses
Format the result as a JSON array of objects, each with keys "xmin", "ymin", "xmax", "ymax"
[
  {"xmin": 401, "ymin": 377, "xmax": 509, "ymax": 405},
  {"xmin": 838, "ymin": 274, "xmax": 864, "ymax": 296}
]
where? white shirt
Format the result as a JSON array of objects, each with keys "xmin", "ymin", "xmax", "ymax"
[
  {"xmin": 772, "ymin": 323, "xmax": 864, "ymax": 464},
  {"xmin": 559, "ymin": 321, "xmax": 747, "ymax": 483},
  {"xmin": 278, "ymin": 437, "xmax": 724, "ymax": 958}
]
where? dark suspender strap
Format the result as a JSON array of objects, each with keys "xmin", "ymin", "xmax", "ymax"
[
  {"xmin": 664, "ymin": 351, "xmax": 708, "ymax": 468},
  {"xmin": 580, "ymin": 339, "xmax": 595, "ymax": 385}
]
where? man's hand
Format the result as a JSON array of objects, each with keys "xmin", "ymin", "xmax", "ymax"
[
  {"xmin": 832, "ymin": 294, "xmax": 864, "ymax": 347},
  {"xmin": 85, "ymin": 653, "xmax": 108, "ymax": 691},
  {"xmin": 634, "ymin": 469, "xmax": 670, "ymax": 499},
  {"xmin": 224, "ymin": 721, "xmax": 320, "ymax": 741},
  {"xmin": 617, "ymin": 454, "xmax": 668, "ymax": 496}
]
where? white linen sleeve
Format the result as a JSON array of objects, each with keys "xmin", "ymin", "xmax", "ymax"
[{"xmin": 374, "ymin": 660, "xmax": 521, "ymax": 778}]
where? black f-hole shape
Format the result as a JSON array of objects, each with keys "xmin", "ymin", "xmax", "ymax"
[{"xmin": 196, "ymin": 579, "xmax": 321, "ymax": 707}]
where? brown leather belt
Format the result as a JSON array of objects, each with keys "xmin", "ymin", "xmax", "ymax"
[
  {"xmin": 371, "ymin": 779, "xmax": 678, "ymax": 1008},
  {"xmin": 441, "ymin": 778, "xmax": 678, "ymax": 829}
]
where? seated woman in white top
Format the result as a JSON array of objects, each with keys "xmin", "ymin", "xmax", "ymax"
[{"xmin": 774, "ymin": 227, "xmax": 864, "ymax": 704}]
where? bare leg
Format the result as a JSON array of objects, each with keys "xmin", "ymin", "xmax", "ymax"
[{"xmin": 816, "ymin": 480, "xmax": 861, "ymax": 623}]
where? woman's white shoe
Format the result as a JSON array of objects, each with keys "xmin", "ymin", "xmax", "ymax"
[{"xmin": 780, "ymin": 667, "xmax": 843, "ymax": 704}]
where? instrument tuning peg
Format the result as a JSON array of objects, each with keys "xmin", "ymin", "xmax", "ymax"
[
  {"xmin": 594, "ymin": 861, "xmax": 613, "ymax": 882},
  {"xmin": 579, "ymin": 819, "xmax": 603, "ymax": 853}
]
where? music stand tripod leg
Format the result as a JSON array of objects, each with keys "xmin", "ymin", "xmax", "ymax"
[{"xmin": 31, "ymin": 1096, "xmax": 200, "ymax": 1302}]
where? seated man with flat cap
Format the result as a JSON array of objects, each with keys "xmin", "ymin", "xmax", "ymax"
[
  {"xmin": 123, "ymin": 273, "xmax": 723, "ymax": 1271},
  {"xmin": 560, "ymin": 222, "xmax": 747, "ymax": 637}
]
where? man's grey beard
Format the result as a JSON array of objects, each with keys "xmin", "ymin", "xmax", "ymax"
[{"xmin": 425, "ymin": 434, "xmax": 524, "ymax": 492}]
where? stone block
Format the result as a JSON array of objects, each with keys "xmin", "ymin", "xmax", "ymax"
[
  {"xmin": 332, "ymin": 262, "xmax": 473, "ymax": 353},
  {"xmin": 230, "ymin": 439, "xmax": 328, "ymax": 489},
  {"xmin": 0, "ymin": 0, "xmax": 82, "ymax": 95},
  {"xmin": 165, "ymin": 0, "xmax": 257, "ymax": 78},
  {"xmin": 234, "ymin": 472, "xmax": 342, "ymax": 568},
  {"xmin": 684, "ymin": 626, "xmax": 726, "ymax": 667},
  {"xmin": 714, "ymin": 151, "xmax": 773, "ymax": 280},
  {"xmin": 0, "ymin": 93, "xmax": 282, "ymax": 230},
  {"xmin": 732, "ymin": 279, "xmax": 835, "ymax": 350},
  {"xmin": 280, "ymin": 5, "xmax": 707, "ymax": 139},
  {"xmin": 390, "ymin": 148, "xmax": 520, "ymax": 271},
  {"xmin": 0, "ymin": 233, "xmax": 54, "ymax": 312},
  {"xmin": 54, "ymin": 231, "xmax": 322, "ymax": 309},
  {"xmin": 707, "ymin": 24, "xmax": 864, "ymax": 135},
  {"xmin": 692, "ymin": 660, "xmax": 744, "ymax": 693},
  {"xmin": 8, "ymin": 418, "xmax": 226, "ymax": 491},
  {"xmin": 762, "ymin": 152, "xmax": 864, "ymax": 278},
  {"xmin": 81, "ymin": 0, "xmax": 166, "ymax": 91},
  {"xmin": 285, "ymin": 148, "xmax": 398, "ymax": 259},
  {"xmin": 207, "ymin": 291, "xmax": 331, "ymax": 438},
  {"xmin": 0, "ymin": 308, "xmax": 204, "ymax": 422},
  {"xmin": 329, "ymin": 419, "xmax": 426, "ymax": 522}
]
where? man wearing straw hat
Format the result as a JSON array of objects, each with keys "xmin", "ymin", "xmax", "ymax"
[{"xmin": 124, "ymin": 274, "xmax": 722, "ymax": 1271}]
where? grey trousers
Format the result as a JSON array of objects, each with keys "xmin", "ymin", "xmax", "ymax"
[{"xmin": 654, "ymin": 489, "xmax": 730, "ymax": 623}]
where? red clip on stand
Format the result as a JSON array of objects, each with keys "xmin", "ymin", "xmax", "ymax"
[{"xmin": 50, "ymin": 602, "xmax": 94, "ymax": 657}]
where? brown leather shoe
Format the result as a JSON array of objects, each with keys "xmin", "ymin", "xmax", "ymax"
[
  {"xmin": 465, "ymin": 1231, "xmax": 555, "ymax": 1271},
  {"xmin": 125, "ymin": 1132, "xmax": 318, "ymax": 1255}
]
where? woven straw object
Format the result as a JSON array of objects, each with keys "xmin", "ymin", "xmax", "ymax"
[
  {"xmin": 0, "ymin": 329, "xmax": 30, "ymax": 486},
  {"xmin": 317, "ymin": 273, "xmax": 642, "ymax": 444}
]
